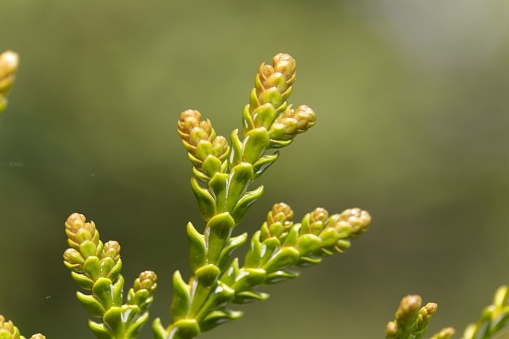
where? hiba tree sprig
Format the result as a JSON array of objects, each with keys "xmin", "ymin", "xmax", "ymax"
[
  {"xmin": 63, "ymin": 213, "xmax": 158, "ymax": 338},
  {"xmin": 385, "ymin": 295, "xmax": 455, "ymax": 339},
  {"xmin": 384, "ymin": 288, "xmax": 509, "ymax": 339},
  {"xmin": 153, "ymin": 52, "xmax": 371, "ymax": 339}
]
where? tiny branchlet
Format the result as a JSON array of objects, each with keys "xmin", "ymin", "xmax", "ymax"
[
  {"xmin": 63, "ymin": 213, "xmax": 157, "ymax": 338},
  {"xmin": 385, "ymin": 280, "xmax": 509, "ymax": 339},
  {"xmin": 220, "ymin": 204, "xmax": 370, "ymax": 308},
  {"xmin": 386, "ymin": 295, "xmax": 455, "ymax": 339}
]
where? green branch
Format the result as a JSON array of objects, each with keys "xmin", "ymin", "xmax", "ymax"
[
  {"xmin": 461, "ymin": 285, "xmax": 509, "ymax": 339},
  {"xmin": 154, "ymin": 53, "xmax": 369, "ymax": 339},
  {"xmin": 63, "ymin": 213, "xmax": 157, "ymax": 338},
  {"xmin": 386, "ymin": 295, "xmax": 455, "ymax": 339}
]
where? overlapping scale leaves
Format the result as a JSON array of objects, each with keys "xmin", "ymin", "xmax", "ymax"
[
  {"xmin": 177, "ymin": 53, "xmax": 316, "ymax": 227},
  {"xmin": 385, "ymin": 295, "xmax": 455, "ymax": 339},
  {"xmin": 222, "ymin": 204, "xmax": 371, "ymax": 305},
  {"xmin": 0, "ymin": 315, "xmax": 45, "ymax": 339},
  {"xmin": 63, "ymin": 213, "xmax": 157, "ymax": 338}
]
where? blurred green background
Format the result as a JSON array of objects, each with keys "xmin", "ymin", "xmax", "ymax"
[{"xmin": 1, "ymin": 1, "xmax": 509, "ymax": 338}]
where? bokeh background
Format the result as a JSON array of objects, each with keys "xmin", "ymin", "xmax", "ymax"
[{"xmin": 1, "ymin": 1, "xmax": 509, "ymax": 338}]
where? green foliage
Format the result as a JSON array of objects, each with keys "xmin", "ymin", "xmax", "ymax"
[
  {"xmin": 462, "ymin": 285, "xmax": 509, "ymax": 339},
  {"xmin": 385, "ymin": 295, "xmax": 455, "ymax": 339},
  {"xmin": 63, "ymin": 213, "xmax": 157, "ymax": 338},
  {"xmin": 1, "ymin": 50, "xmax": 508, "ymax": 339},
  {"xmin": 385, "ymin": 287, "xmax": 509, "ymax": 339}
]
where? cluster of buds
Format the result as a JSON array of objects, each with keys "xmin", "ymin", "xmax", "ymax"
[
  {"xmin": 260, "ymin": 202, "xmax": 294, "ymax": 240},
  {"xmin": 226, "ymin": 204, "xmax": 369, "ymax": 289},
  {"xmin": 297, "ymin": 207, "xmax": 371, "ymax": 258},
  {"xmin": 210, "ymin": 203, "xmax": 372, "ymax": 329},
  {"xmin": 63, "ymin": 213, "xmax": 121, "ymax": 289},
  {"xmin": 64, "ymin": 213, "xmax": 100, "ymax": 251},
  {"xmin": 244, "ymin": 205, "xmax": 371, "ymax": 275},
  {"xmin": 257, "ymin": 53, "xmax": 296, "ymax": 101},
  {"xmin": 178, "ymin": 109, "xmax": 229, "ymax": 180},
  {"xmin": 63, "ymin": 213, "xmax": 157, "ymax": 338},
  {"xmin": 129, "ymin": 271, "xmax": 158, "ymax": 312},
  {"xmin": 386, "ymin": 295, "xmax": 455, "ymax": 339},
  {"xmin": 0, "ymin": 315, "xmax": 45, "ymax": 339},
  {"xmin": 300, "ymin": 207, "xmax": 329, "ymax": 235},
  {"xmin": 268, "ymin": 105, "xmax": 316, "ymax": 145},
  {"xmin": 242, "ymin": 53, "xmax": 316, "ymax": 148},
  {"xmin": 244, "ymin": 53, "xmax": 296, "ymax": 132},
  {"xmin": 0, "ymin": 50, "xmax": 18, "ymax": 113},
  {"xmin": 329, "ymin": 208, "xmax": 371, "ymax": 238},
  {"xmin": 178, "ymin": 54, "xmax": 318, "ymax": 229}
]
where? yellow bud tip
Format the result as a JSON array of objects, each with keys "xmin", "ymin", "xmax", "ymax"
[
  {"xmin": 272, "ymin": 53, "xmax": 296, "ymax": 77},
  {"xmin": 135, "ymin": 270, "xmax": 158, "ymax": 293},
  {"xmin": 67, "ymin": 212, "xmax": 86, "ymax": 225},
  {"xmin": 294, "ymin": 105, "xmax": 316, "ymax": 131},
  {"xmin": 421, "ymin": 302, "xmax": 438, "ymax": 318},
  {"xmin": 269, "ymin": 202, "xmax": 294, "ymax": 225},
  {"xmin": 395, "ymin": 295, "xmax": 422, "ymax": 324},
  {"xmin": 0, "ymin": 51, "xmax": 19, "ymax": 74},
  {"xmin": 385, "ymin": 321, "xmax": 398, "ymax": 335},
  {"xmin": 401, "ymin": 295, "xmax": 422, "ymax": 311},
  {"xmin": 337, "ymin": 208, "xmax": 371, "ymax": 237},
  {"xmin": 140, "ymin": 270, "xmax": 157, "ymax": 281},
  {"xmin": 103, "ymin": 240, "xmax": 121, "ymax": 259},
  {"xmin": 178, "ymin": 109, "xmax": 202, "ymax": 136},
  {"xmin": 440, "ymin": 327, "xmax": 456, "ymax": 337},
  {"xmin": 311, "ymin": 207, "xmax": 329, "ymax": 224}
]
